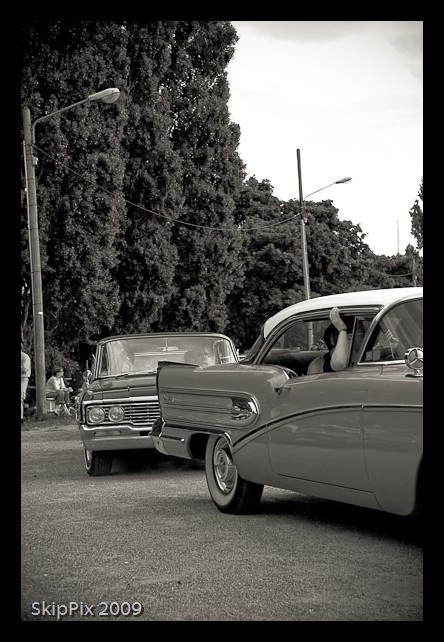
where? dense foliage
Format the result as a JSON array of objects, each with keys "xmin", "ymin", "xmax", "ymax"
[
  {"xmin": 21, "ymin": 20, "xmax": 422, "ymax": 383},
  {"xmin": 410, "ymin": 177, "xmax": 423, "ymax": 251}
]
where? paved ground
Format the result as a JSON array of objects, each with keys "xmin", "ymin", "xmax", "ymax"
[{"xmin": 20, "ymin": 417, "xmax": 423, "ymax": 622}]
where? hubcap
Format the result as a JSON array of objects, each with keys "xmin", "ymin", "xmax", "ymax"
[{"xmin": 213, "ymin": 437, "xmax": 237, "ymax": 494}]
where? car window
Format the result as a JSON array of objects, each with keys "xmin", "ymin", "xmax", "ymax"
[
  {"xmin": 261, "ymin": 315, "xmax": 356, "ymax": 376},
  {"xmin": 362, "ymin": 299, "xmax": 423, "ymax": 363},
  {"xmin": 99, "ymin": 348, "xmax": 109, "ymax": 376},
  {"xmin": 271, "ymin": 318, "xmax": 330, "ymax": 352}
]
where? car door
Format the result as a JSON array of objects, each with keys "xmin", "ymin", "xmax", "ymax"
[
  {"xmin": 261, "ymin": 312, "xmax": 372, "ymax": 491},
  {"xmin": 266, "ymin": 369, "xmax": 371, "ymax": 491},
  {"xmin": 359, "ymin": 297, "xmax": 423, "ymax": 514}
]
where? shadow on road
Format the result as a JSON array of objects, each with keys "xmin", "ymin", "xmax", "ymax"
[
  {"xmin": 112, "ymin": 450, "xmax": 204, "ymax": 474},
  {"xmin": 258, "ymin": 491, "xmax": 423, "ymax": 547}
]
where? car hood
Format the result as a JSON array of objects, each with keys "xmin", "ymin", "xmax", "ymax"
[{"xmin": 85, "ymin": 373, "xmax": 158, "ymax": 401}]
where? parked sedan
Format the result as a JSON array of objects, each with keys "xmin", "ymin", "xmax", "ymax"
[
  {"xmin": 152, "ymin": 287, "xmax": 423, "ymax": 516},
  {"xmin": 77, "ymin": 332, "xmax": 238, "ymax": 476}
]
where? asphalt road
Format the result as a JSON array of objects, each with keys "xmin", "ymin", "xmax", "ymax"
[{"xmin": 20, "ymin": 419, "xmax": 423, "ymax": 622}]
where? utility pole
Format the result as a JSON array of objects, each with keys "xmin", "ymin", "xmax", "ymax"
[
  {"xmin": 296, "ymin": 149, "xmax": 313, "ymax": 348},
  {"xmin": 296, "ymin": 149, "xmax": 311, "ymax": 302},
  {"xmin": 23, "ymin": 107, "xmax": 46, "ymax": 420}
]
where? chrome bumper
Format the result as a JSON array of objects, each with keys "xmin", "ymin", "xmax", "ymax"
[
  {"xmin": 150, "ymin": 417, "xmax": 192, "ymax": 459},
  {"xmin": 78, "ymin": 423, "xmax": 156, "ymax": 451}
]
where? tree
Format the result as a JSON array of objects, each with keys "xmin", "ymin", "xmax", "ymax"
[
  {"xmin": 405, "ymin": 244, "xmax": 423, "ymax": 286},
  {"xmin": 362, "ymin": 252, "xmax": 416, "ymax": 289},
  {"xmin": 227, "ymin": 183, "xmax": 384, "ymax": 350},
  {"xmin": 291, "ymin": 199, "xmax": 371, "ymax": 297},
  {"xmin": 161, "ymin": 21, "xmax": 246, "ymax": 332},
  {"xmin": 22, "ymin": 20, "xmax": 418, "ymax": 377},
  {"xmin": 21, "ymin": 21, "xmax": 130, "ymax": 373},
  {"xmin": 409, "ymin": 177, "xmax": 423, "ymax": 250},
  {"xmin": 227, "ymin": 178, "xmax": 305, "ymax": 349},
  {"xmin": 112, "ymin": 22, "xmax": 183, "ymax": 335},
  {"xmin": 21, "ymin": 20, "xmax": 247, "ymax": 374}
]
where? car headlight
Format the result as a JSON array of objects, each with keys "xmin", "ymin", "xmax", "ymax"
[
  {"xmin": 108, "ymin": 405, "xmax": 125, "ymax": 422},
  {"xmin": 87, "ymin": 406, "xmax": 105, "ymax": 424}
]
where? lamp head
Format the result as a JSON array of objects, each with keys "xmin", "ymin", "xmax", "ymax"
[
  {"xmin": 88, "ymin": 88, "xmax": 120, "ymax": 104},
  {"xmin": 335, "ymin": 177, "xmax": 352, "ymax": 184}
]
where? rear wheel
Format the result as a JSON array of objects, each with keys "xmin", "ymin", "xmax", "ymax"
[
  {"xmin": 204, "ymin": 435, "xmax": 263, "ymax": 514},
  {"xmin": 84, "ymin": 449, "xmax": 113, "ymax": 476}
]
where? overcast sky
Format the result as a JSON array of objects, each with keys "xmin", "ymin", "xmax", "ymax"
[{"xmin": 227, "ymin": 21, "xmax": 423, "ymax": 256}]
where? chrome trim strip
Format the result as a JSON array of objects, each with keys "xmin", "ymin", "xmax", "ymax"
[
  {"xmin": 363, "ymin": 403, "xmax": 422, "ymax": 412},
  {"xmin": 161, "ymin": 399, "xmax": 422, "ymax": 458},
  {"xmin": 83, "ymin": 396, "xmax": 157, "ymax": 405},
  {"xmin": 158, "ymin": 434, "xmax": 185, "ymax": 443},
  {"xmin": 233, "ymin": 402, "xmax": 422, "ymax": 451}
]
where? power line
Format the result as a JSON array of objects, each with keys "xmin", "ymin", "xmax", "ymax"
[{"xmin": 31, "ymin": 145, "xmax": 301, "ymax": 233}]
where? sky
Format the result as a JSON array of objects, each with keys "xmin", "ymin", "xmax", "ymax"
[{"xmin": 227, "ymin": 21, "xmax": 423, "ymax": 257}]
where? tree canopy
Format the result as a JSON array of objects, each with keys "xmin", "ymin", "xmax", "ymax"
[{"xmin": 21, "ymin": 20, "xmax": 423, "ymax": 380}]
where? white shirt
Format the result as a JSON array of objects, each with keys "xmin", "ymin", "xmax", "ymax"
[{"xmin": 21, "ymin": 351, "xmax": 31, "ymax": 378}]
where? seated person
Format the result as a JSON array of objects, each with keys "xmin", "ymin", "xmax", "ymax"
[
  {"xmin": 46, "ymin": 367, "xmax": 73, "ymax": 414},
  {"xmin": 307, "ymin": 308, "xmax": 349, "ymax": 375},
  {"xmin": 199, "ymin": 348, "xmax": 216, "ymax": 366},
  {"xmin": 187, "ymin": 347, "xmax": 216, "ymax": 367}
]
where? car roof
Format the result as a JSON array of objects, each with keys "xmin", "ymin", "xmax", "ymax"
[
  {"xmin": 97, "ymin": 332, "xmax": 233, "ymax": 345},
  {"xmin": 264, "ymin": 287, "xmax": 423, "ymax": 337}
]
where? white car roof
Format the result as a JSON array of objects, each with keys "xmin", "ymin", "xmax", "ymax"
[{"xmin": 264, "ymin": 287, "xmax": 423, "ymax": 337}]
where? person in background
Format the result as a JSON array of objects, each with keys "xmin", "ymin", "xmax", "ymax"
[
  {"xmin": 21, "ymin": 340, "xmax": 31, "ymax": 424},
  {"xmin": 198, "ymin": 347, "xmax": 216, "ymax": 366},
  {"xmin": 46, "ymin": 367, "xmax": 73, "ymax": 415},
  {"xmin": 81, "ymin": 369, "xmax": 92, "ymax": 392},
  {"xmin": 307, "ymin": 308, "xmax": 349, "ymax": 375}
]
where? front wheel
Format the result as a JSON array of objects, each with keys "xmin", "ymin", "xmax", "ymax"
[
  {"xmin": 84, "ymin": 449, "xmax": 113, "ymax": 476},
  {"xmin": 204, "ymin": 435, "xmax": 263, "ymax": 514}
]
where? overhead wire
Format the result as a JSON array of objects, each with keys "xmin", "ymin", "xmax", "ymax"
[{"xmin": 31, "ymin": 144, "xmax": 301, "ymax": 232}]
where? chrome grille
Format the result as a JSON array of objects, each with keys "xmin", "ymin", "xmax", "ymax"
[
  {"xmin": 124, "ymin": 402, "xmax": 160, "ymax": 426},
  {"xmin": 100, "ymin": 400, "xmax": 160, "ymax": 428}
]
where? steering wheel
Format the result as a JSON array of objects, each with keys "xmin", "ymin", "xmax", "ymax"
[{"xmin": 281, "ymin": 366, "xmax": 298, "ymax": 379}]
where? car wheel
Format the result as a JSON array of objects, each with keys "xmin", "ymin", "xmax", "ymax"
[
  {"xmin": 84, "ymin": 448, "xmax": 113, "ymax": 477},
  {"xmin": 205, "ymin": 435, "xmax": 263, "ymax": 514}
]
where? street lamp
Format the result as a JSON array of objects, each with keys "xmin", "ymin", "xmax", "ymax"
[
  {"xmin": 296, "ymin": 148, "xmax": 352, "ymax": 346},
  {"xmin": 22, "ymin": 87, "xmax": 120, "ymax": 419}
]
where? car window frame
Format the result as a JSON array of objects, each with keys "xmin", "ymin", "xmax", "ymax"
[
  {"xmin": 357, "ymin": 296, "xmax": 423, "ymax": 366},
  {"xmin": 254, "ymin": 306, "xmax": 381, "ymax": 372}
]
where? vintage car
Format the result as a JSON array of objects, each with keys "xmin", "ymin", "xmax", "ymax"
[
  {"xmin": 77, "ymin": 332, "xmax": 238, "ymax": 476},
  {"xmin": 152, "ymin": 287, "xmax": 423, "ymax": 516}
]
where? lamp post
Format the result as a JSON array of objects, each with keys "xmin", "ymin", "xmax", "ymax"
[
  {"xmin": 296, "ymin": 148, "xmax": 352, "ymax": 347},
  {"xmin": 22, "ymin": 88, "xmax": 120, "ymax": 419}
]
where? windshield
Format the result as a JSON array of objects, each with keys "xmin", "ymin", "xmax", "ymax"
[
  {"xmin": 96, "ymin": 336, "xmax": 237, "ymax": 377},
  {"xmin": 362, "ymin": 299, "xmax": 423, "ymax": 363}
]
